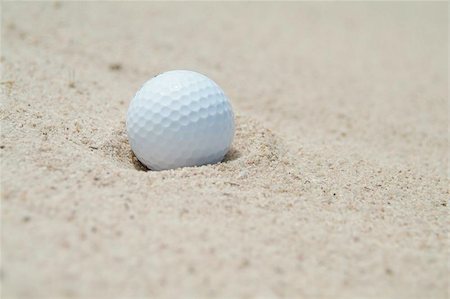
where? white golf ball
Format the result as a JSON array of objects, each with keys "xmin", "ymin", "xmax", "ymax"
[{"xmin": 126, "ymin": 70, "xmax": 235, "ymax": 170}]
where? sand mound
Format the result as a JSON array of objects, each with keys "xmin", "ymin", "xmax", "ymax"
[{"xmin": 99, "ymin": 115, "xmax": 298, "ymax": 178}]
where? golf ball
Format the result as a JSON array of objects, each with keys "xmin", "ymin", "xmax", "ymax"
[{"xmin": 126, "ymin": 70, "xmax": 235, "ymax": 170}]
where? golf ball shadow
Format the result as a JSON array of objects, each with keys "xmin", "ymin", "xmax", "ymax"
[{"xmin": 129, "ymin": 147, "xmax": 241, "ymax": 172}]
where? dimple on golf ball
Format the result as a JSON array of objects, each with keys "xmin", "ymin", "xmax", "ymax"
[{"xmin": 126, "ymin": 70, "xmax": 235, "ymax": 170}]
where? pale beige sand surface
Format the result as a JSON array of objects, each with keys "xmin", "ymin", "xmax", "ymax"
[{"xmin": 1, "ymin": 2, "xmax": 448, "ymax": 299}]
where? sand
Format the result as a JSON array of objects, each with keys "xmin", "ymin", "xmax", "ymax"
[{"xmin": 1, "ymin": 2, "xmax": 448, "ymax": 299}]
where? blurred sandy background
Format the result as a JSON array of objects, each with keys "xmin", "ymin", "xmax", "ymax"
[{"xmin": 1, "ymin": 2, "xmax": 448, "ymax": 299}]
